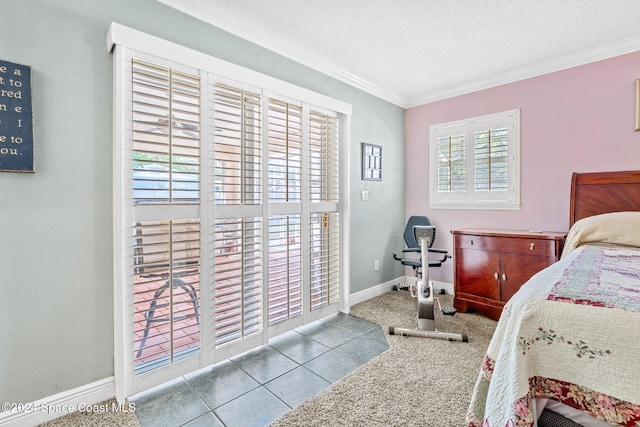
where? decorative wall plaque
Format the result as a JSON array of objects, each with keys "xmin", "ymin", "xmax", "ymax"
[{"xmin": 0, "ymin": 59, "xmax": 34, "ymax": 172}]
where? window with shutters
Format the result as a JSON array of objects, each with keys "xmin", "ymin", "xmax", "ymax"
[
  {"xmin": 429, "ymin": 109, "xmax": 520, "ymax": 210},
  {"xmin": 111, "ymin": 23, "xmax": 350, "ymax": 397}
]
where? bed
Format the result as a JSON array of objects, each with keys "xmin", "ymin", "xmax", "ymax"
[{"xmin": 466, "ymin": 170, "xmax": 640, "ymax": 427}]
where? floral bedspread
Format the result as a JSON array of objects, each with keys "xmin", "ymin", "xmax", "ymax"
[{"xmin": 466, "ymin": 243, "xmax": 640, "ymax": 426}]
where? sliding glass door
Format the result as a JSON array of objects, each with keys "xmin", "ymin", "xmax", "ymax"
[{"xmin": 112, "ymin": 43, "xmax": 348, "ymax": 395}]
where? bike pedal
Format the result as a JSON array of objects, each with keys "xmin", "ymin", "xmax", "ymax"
[{"xmin": 441, "ymin": 306, "xmax": 457, "ymax": 316}]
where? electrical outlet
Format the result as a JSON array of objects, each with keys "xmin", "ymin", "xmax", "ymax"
[{"xmin": 374, "ymin": 259, "xmax": 379, "ymax": 271}]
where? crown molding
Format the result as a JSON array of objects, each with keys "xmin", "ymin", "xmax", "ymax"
[
  {"xmin": 158, "ymin": 0, "xmax": 408, "ymax": 107},
  {"xmin": 159, "ymin": 0, "xmax": 640, "ymax": 109},
  {"xmin": 406, "ymin": 35, "xmax": 640, "ymax": 108},
  {"xmin": 157, "ymin": 0, "xmax": 408, "ymax": 107}
]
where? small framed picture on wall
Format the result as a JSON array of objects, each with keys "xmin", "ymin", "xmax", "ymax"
[{"xmin": 361, "ymin": 142, "xmax": 382, "ymax": 181}]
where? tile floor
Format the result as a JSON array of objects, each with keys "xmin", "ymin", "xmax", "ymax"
[{"xmin": 131, "ymin": 312, "xmax": 389, "ymax": 427}]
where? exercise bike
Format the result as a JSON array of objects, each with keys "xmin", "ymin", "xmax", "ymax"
[{"xmin": 390, "ymin": 226, "xmax": 468, "ymax": 342}]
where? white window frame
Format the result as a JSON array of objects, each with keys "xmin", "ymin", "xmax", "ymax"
[{"xmin": 429, "ymin": 109, "xmax": 521, "ymax": 210}]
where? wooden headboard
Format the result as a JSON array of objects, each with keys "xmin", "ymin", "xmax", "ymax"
[{"xmin": 570, "ymin": 170, "xmax": 640, "ymax": 227}]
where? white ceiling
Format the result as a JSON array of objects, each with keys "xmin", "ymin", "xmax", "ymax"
[{"xmin": 159, "ymin": 0, "xmax": 640, "ymax": 108}]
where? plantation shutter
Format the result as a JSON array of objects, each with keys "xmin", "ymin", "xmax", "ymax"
[
  {"xmin": 267, "ymin": 214, "xmax": 302, "ymax": 324},
  {"xmin": 430, "ymin": 109, "xmax": 520, "ymax": 209},
  {"xmin": 437, "ymin": 133, "xmax": 466, "ymax": 193},
  {"xmin": 309, "ymin": 211, "xmax": 340, "ymax": 309},
  {"xmin": 213, "ymin": 217, "xmax": 263, "ymax": 345},
  {"xmin": 267, "ymin": 98, "xmax": 303, "ymax": 325},
  {"xmin": 112, "ymin": 26, "xmax": 350, "ymax": 397},
  {"xmin": 213, "ymin": 83, "xmax": 262, "ymax": 205},
  {"xmin": 130, "ymin": 58, "xmax": 202, "ymax": 373},
  {"xmin": 211, "ymin": 81, "xmax": 265, "ymax": 348},
  {"xmin": 132, "ymin": 59, "xmax": 201, "ymax": 203},
  {"xmin": 309, "ymin": 110, "xmax": 339, "ymax": 203},
  {"xmin": 474, "ymin": 127, "xmax": 509, "ymax": 192},
  {"xmin": 268, "ymin": 99, "xmax": 302, "ymax": 202},
  {"xmin": 133, "ymin": 220, "xmax": 200, "ymax": 373},
  {"xmin": 308, "ymin": 110, "xmax": 340, "ymax": 310}
]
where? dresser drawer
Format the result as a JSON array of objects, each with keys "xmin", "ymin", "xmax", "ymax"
[{"xmin": 454, "ymin": 234, "xmax": 559, "ymax": 257}]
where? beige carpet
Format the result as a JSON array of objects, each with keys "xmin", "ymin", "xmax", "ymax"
[{"xmin": 270, "ymin": 291, "xmax": 497, "ymax": 427}]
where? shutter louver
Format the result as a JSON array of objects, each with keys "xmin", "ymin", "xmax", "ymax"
[
  {"xmin": 309, "ymin": 212, "xmax": 340, "ymax": 310},
  {"xmin": 214, "ymin": 217, "xmax": 263, "ymax": 346},
  {"xmin": 133, "ymin": 220, "xmax": 200, "ymax": 373},
  {"xmin": 309, "ymin": 111, "xmax": 339, "ymax": 203},
  {"xmin": 268, "ymin": 99, "xmax": 302, "ymax": 202},
  {"xmin": 132, "ymin": 59, "xmax": 200, "ymax": 204},
  {"xmin": 308, "ymin": 109, "xmax": 340, "ymax": 311},
  {"xmin": 474, "ymin": 127, "xmax": 509, "ymax": 192},
  {"xmin": 437, "ymin": 134, "xmax": 465, "ymax": 193},
  {"xmin": 268, "ymin": 215, "xmax": 302, "ymax": 324},
  {"xmin": 213, "ymin": 83, "xmax": 262, "ymax": 205}
]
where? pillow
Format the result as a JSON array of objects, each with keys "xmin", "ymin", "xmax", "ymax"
[{"xmin": 561, "ymin": 211, "xmax": 640, "ymax": 258}]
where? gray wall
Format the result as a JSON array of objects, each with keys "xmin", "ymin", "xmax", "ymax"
[{"xmin": 0, "ymin": 0, "xmax": 405, "ymax": 403}]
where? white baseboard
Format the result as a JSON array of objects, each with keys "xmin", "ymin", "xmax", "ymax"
[
  {"xmin": 349, "ymin": 276, "xmax": 454, "ymax": 309},
  {"xmin": 0, "ymin": 377, "xmax": 116, "ymax": 427},
  {"xmin": 348, "ymin": 276, "xmax": 405, "ymax": 308}
]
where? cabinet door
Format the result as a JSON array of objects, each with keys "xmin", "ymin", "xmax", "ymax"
[
  {"xmin": 500, "ymin": 253, "xmax": 556, "ymax": 301},
  {"xmin": 456, "ymin": 248, "xmax": 500, "ymax": 300}
]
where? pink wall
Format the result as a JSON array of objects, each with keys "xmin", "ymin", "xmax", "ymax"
[{"xmin": 405, "ymin": 51, "xmax": 640, "ymax": 283}]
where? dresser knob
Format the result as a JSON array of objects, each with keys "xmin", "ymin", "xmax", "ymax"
[
  {"xmin": 494, "ymin": 272, "xmax": 499, "ymax": 280},
  {"xmin": 530, "ymin": 242, "xmax": 535, "ymax": 250},
  {"xmin": 470, "ymin": 239, "xmax": 474, "ymax": 245}
]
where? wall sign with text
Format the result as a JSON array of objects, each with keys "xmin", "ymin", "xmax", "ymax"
[{"xmin": 0, "ymin": 59, "xmax": 34, "ymax": 172}]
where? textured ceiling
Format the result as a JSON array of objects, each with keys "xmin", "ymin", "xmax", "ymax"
[{"xmin": 159, "ymin": 0, "xmax": 640, "ymax": 107}]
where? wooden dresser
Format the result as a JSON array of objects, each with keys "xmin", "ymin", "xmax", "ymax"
[{"xmin": 451, "ymin": 229, "xmax": 566, "ymax": 320}]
